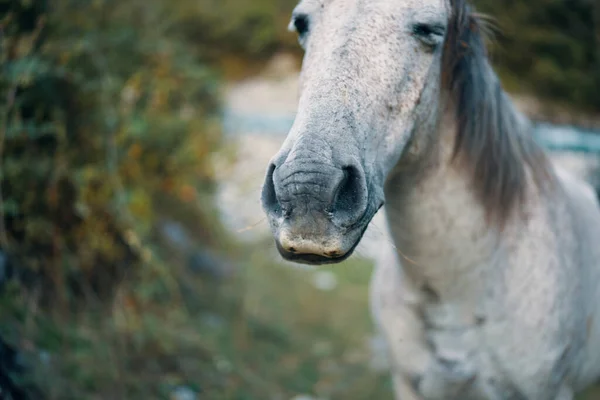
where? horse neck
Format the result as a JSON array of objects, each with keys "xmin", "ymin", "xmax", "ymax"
[{"xmin": 383, "ymin": 115, "xmax": 503, "ymax": 300}]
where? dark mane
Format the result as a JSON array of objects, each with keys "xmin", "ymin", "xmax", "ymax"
[{"xmin": 441, "ymin": 0, "xmax": 550, "ymax": 225}]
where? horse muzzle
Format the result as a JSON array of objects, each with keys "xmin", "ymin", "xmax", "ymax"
[{"xmin": 261, "ymin": 159, "xmax": 371, "ymax": 265}]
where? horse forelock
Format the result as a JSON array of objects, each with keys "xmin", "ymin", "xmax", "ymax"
[{"xmin": 441, "ymin": 0, "xmax": 551, "ymax": 227}]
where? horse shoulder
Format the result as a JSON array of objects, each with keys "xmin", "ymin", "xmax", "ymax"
[
  {"xmin": 478, "ymin": 165, "xmax": 600, "ymax": 397},
  {"xmin": 552, "ymin": 164, "xmax": 600, "ymax": 389}
]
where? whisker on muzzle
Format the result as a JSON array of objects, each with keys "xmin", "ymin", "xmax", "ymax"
[{"xmin": 236, "ymin": 217, "xmax": 268, "ymax": 233}]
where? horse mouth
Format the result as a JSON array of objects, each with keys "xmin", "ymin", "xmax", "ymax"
[{"xmin": 274, "ymin": 221, "xmax": 371, "ymax": 266}]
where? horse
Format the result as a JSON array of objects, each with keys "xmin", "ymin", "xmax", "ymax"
[{"xmin": 260, "ymin": 0, "xmax": 600, "ymax": 398}]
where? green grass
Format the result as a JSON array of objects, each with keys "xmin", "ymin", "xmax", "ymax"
[
  {"xmin": 204, "ymin": 246, "xmax": 393, "ymax": 399},
  {"xmin": 0, "ymin": 237, "xmax": 393, "ymax": 399}
]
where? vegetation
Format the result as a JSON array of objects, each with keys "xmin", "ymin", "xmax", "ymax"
[
  {"xmin": 0, "ymin": 0, "xmax": 224, "ymax": 300},
  {"xmin": 0, "ymin": 240, "xmax": 392, "ymax": 399},
  {"xmin": 0, "ymin": 0, "xmax": 226, "ymax": 396},
  {"xmin": 475, "ymin": 0, "xmax": 600, "ymax": 113}
]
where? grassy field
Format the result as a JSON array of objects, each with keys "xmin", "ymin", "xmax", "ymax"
[{"xmin": 0, "ymin": 236, "xmax": 395, "ymax": 399}]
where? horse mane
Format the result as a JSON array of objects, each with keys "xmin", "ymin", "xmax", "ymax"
[{"xmin": 441, "ymin": 0, "xmax": 551, "ymax": 226}]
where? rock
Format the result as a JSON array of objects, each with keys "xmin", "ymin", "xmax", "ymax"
[
  {"xmin": 0, "ymin": 251, "xmax": 8, "ymax": 286},
  {"xmin": 157, "ymin": 220, "xmax": 236, "ymax": 280},
  {"xmin": 0, "ymin": 336, "xmax": 37, "ymax": 400},
  {"xmin": 170, "ymin": 386, "xmax": 198, "ymax": 400},
  {"xmin": 38, "ymin": 351, "xmax": 50, "ymax": 366},
  {"xmin": 214, "ymin": 356, "xmax": 232, "ymax": 373},
  {"xmin": 201, "ymin": 313, "xmax": 225, "ymax": 329},
  {"xmin": 159, "ymin": 220, "xmax": 193, "ymax": 252},
  {"xmin": 311, "ymin": 271, "xmax": 338, "ymax": 292},
  {"xmin": 0, "ymin": 255, "xmax": 39, "ymax": 399},
  {"xmin": 187, "ymin": 248, "xmax": 235, "ymax": 281},
  {"xmin": 290, "ymin": 395, "xmax": 318, "ymax": 400}
]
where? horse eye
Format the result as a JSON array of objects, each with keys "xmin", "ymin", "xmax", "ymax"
[
  {"xmin": 412, "ymin": 23, "xmax": 445, "ymax": 48},
  {"xmin": 293, "ymin": 14, "xmax": 310, "ymax": 36},
  {"xmin": 413, "ymin": 23, "xmax": 432, "ymax": 37},
  {"xmin": 412, "ymin": 23, "xmax": 445, "ymax": 38}
]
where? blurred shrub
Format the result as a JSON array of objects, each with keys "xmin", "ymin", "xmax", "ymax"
[
  {"xmin": 176, "ymin": 0, "xmax": 300, "ymax": 61},
  {"xmin": 475, "ymin": 0, "xmax": 599, "ymax": 112},
  {"xmin": 0, "ymin": 0, "xmax": 223, "ymax": 303}
]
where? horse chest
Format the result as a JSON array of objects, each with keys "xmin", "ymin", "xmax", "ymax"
[{"xmin": 371, "ymin": 260, "xmax": 520, "ymax": 399}]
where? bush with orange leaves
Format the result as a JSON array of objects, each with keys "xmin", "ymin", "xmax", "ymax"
[{"xmin": 0, "ymin": 0, "xmax": 224, "ymax": 305}]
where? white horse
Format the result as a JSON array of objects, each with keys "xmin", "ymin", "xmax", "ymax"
[{"xmin": 260, "ymin": 0, "xmax": 600, "ymax": 398}]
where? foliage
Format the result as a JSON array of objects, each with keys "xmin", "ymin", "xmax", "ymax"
[
  {"xmin": 0, "ymin": 0, "xmax": 222, "ymax": 301},
  {"xmin": 0, "ymin": 0, "xmax": 232, "ymax": 396},
  {"xmin": 474, "ymin": 0, "xmax": 600, "ymax": 112},
  {"xmin": 178, "ymin": 0, "xmax": 299, "ymax": 61}
]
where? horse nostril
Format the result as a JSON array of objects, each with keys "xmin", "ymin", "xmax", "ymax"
[
  {"xmin": 331, "ymin": 165, "xmax": 367, "ymax": 226},
  {"xmin": 261, "ymin": 163, "xmax": 281, "ymax": 216}
]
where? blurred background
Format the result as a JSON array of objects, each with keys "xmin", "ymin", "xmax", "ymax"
[{"xmin": 0, "ymin": 0, "xmax": 598, "ymax": 399}]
